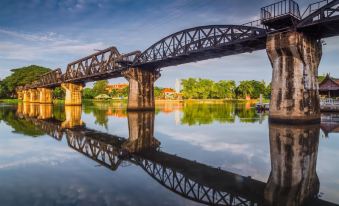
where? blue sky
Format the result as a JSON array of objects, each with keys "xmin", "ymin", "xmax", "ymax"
[{"xmin": 0, "ymin": 0, "xmax": 338, "ymax": 88}]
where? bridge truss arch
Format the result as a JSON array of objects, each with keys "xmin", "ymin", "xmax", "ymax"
[{"xmin": 134, "ymin": 25, "xmax": 267, "ymax": 69}]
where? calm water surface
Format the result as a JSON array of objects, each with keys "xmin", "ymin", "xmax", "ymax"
[{"xmin": 0, "ymin": 101, "xmax": 338, "ymax": 206}]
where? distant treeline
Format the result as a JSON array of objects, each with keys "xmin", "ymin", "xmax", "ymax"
[
  {"xmin": 181, "ymin": 78, "xmax": 271, "ymax": 99},
  {"xmin": 9, "ymin": 65, "xmax": 333, "ymax": 101}
]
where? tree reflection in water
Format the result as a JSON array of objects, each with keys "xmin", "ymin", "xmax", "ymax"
[{"xmin": 3, "ymin": 102, "xmax": 334, "ymax": 206}]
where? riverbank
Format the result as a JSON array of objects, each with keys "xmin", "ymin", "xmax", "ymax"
[
  {"xmin": 0, "ymin": 99, "xmax": 19, "ymax": 104},
  {"xmin": 0, "ymin": 98, "xmax": 270, "ymax": 105}
]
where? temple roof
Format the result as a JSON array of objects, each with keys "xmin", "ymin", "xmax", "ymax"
[{"xmin": 319, "ymin": 74, "xmax": 339, "ymax": 91}]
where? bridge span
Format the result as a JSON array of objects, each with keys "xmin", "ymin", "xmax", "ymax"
[
  {"xmin": 16, "ymin": 0, "xmax": 339, "ymax": 123},
  {"xmin": 12, "ymin": 103, "xmax": 339, "ymax": 206}
]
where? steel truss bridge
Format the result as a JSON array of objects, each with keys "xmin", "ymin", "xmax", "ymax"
[
  {"xmin": 20, "ymin": 0, "xmax": 339, "ymax": 90},
  {"xmin": 15, "ymin": 113, "xmax": 338, "ymax": 206}
]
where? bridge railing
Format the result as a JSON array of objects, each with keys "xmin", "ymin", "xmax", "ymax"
[
  {"xmin": 320, "ymin": 98, "xmax": 339, "ymax": 106},
  {"xmin": 302, "ymin": 0, "xmax": 330, "ymax": 18},
  {"xmin": 242, "ymin": 19, "xmax": 266, "ymax": 29},
  {"xmin": 261, "ymin": 0, "xmax": 301, "ymax": 21}
]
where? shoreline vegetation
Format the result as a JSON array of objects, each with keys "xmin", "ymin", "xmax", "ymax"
[
  {"xmin": 0, "ymin": 65, "xmax": 272, "ymax": 103},
  {"xmin": 0, "ymin": 98, "xmax": 269, "ymax": 105}
]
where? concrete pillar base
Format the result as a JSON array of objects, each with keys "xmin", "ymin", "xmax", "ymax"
[
  {"xmin": 29, "ymin": 89, "xmax": 39, "ymax": 103},
  {"xmin": 61, "ymin": 83, "xmax": 83, "ymax": 106},
  {"xmin": 265, "ymin": 123, "xmax": 320, "ymax": 206},
  {"xmin": 38, "ymin": 88, "xmax": 53, "ymax": 104},
  {"xmin": 122, "ymin": 67, "xmax": 160, "ymax": 111},
  {"xmin": 267, "ymin": 31, "xmax": 322, "ymax": 123},
  {"xmin": 23, "ymin": 90, "xmax": 31, "ymax": 102},
  {"xmin": 17, "ymin": 91, "xmax": 23, "ymax": 100}
]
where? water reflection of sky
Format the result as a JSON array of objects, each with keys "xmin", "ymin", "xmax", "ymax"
[{"xmin": 0, "ymin": 102, "xmax": 339, "ymax": 205}]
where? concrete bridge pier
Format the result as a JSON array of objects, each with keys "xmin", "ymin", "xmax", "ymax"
[
  {"xmin": 17, "ymin": 91, "xmax": 23, "ymax": 100},
  {"xmin": 38, "ymin": 88, "xmax": 53, "ymax": 104},
  {"xmin": 61, "ymin": 105, "xmax": 83, "ymax": 129},
  {"xmin": 122, "ymin": 111, "xmax": 160, "ymax": 153},
  {"xmin": 267, "ymin": 31, "xmax": 322, "ymax": 123},
  {"xmin": 265, "ymin": 123, "xmax": 320, "ymax": 206},
  {"xmin": 29, "ymin": 89, "xmax": 39, "ymax": 103},
  {"xmin": 23, "ymin": 90, "xmax": 31, "ymax": 102},
  {"xmin": 61, "ymin": 83, "xmax": 84, "ymax": 106},
  {"xmin": 122, "ymin": 67, "xmax": 161, "ymax": 111}
]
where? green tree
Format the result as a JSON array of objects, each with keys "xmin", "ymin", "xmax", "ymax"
[
  {"xmin": 196, "ymin": 79, "xmax": 214, "ymax": 99},
  {"xmin": 53, "ymin": 87, "xmax": 65, "ymax": 99},
  {"xmin": 212, "ymin": 80, "xmax": 236, "ymax": 99},
  {"xmin": 236, "ymin": 81, "xmax": 254, "ymax": 99},
  {"xmin": 83, "ymin": 88, "xmax": 95, "ymax": 99},
  {"xmin": 250, "ymin": 80, "xmax": 266, "ymax": 99},
  {"xmin": 182, "ymin": 78, "xmax": 237, "ymax": 99},
  {"xmin": 93, "ymin": 80, "xmax": 109, "ymax": 96},
  {"xmin": 0, "ymin": 84, "xmax": 9, "ymax": 98},
  {"xmin": 154, "ymin": 87, "xmax": 164, "ymax": 98},
  {"xmin": 110, "ymin": 86, "xmax": 129, "ymax": 98},
  {"xmin": 0, "ymin": 65, "xmax": 51, "ymax": 97},
  {"xmin": 265, "ymin": 83, "xmax": 271, "ymax": 99},
  {"xmin": 182, "ymin": 78, "xmax": 198, "ymax": 99}
]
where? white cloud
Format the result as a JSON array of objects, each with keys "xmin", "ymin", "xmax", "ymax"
[
  {"xmin": 0, "ymin": 28, "xmax": 106, "ymax": 62},
  {"xmin": 157, "ymin": 126, "xmax": 252, "ymax": 155},
  {"xmin": 0, "ymin": 154, "xmax": 75, "ymax": 169},
  {"xmin": 0, "ymin": 29, "xmax": 57, "ymax": 42}
]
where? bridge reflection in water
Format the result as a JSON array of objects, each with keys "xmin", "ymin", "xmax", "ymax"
[{"xmin": 13, "ymin": 103, "xmax": 337, "ymax": 206}]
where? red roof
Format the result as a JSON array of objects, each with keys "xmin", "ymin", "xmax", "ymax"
[
  {"xmin": 162, "ymin": 88, "xmax": 176, "ymax": 93},
  {"xmin": 106, "ymin": 83, "xmax": 128, "ymax": 90}
]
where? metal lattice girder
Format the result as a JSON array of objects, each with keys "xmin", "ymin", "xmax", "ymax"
[
  {"xmin": 134, "ymin": 25, "xmax": 267, "ymax": 69},
  {"xmin": 298, "ymin": 0, "xmax": 339, "ymax": 38},
  {"xmin": 20, "ymin": 68, "xmax": 63, "ymax": 89},
  {"xmin": 38, "ymin": 68, "xmax": 63, "ymax": 88},
  {"xmin": 64, "ymin": 47, "xmax": 141, "ymax": 83}
]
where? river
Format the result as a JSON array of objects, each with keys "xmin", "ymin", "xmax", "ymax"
[{"xmin": 0, "ymin": 101, "xmax": 338, "ymax": 206}]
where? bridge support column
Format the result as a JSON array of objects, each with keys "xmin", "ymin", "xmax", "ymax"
[
  {"xmin": 23, "ymin": 90, "xmax": 30, "ymax": 102},
  {"xmin": 61, "ymin": 83, "xmax": 83, "ymax": 106},
  {"xmin": 38, "ymin": 88, "xmax": 53, "ymax": 104},
  {"xmin": 17, "ymin": 91, "xmax": 23, "ymax": 100},
  {"xmin": 265, "ymin": 123, "xmax": 320, "ymax": 206},
  {"xmin": 122, "ymin": 111, "xmax": 160, "ymax": 153},
  {"xmin": 29, "ymin": 89, "xmax": 39, "ymax": 103},
  {"xmin": 267, "ymin": 31, "xmax": 322, "ymax": 123},
  {"xmin": 122, "ymin": 68, "xmax": 160, "ymax": 111}
]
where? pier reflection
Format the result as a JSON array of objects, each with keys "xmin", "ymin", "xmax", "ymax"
[
  {"xmin": 61, "ymin": 105, "xmax": 83, "ymax": 128},
  {"xmin": 265, "ymin": 123, "xmax": 320, "ymax": 206},
  {"xmin": 5, "ymin": 104, "xmax": 337, "ymax": 206}
]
